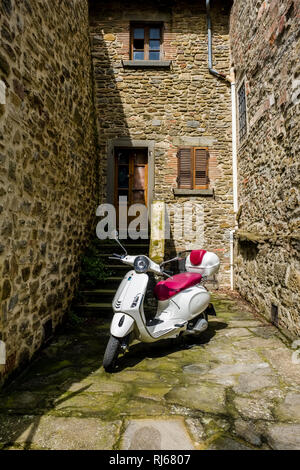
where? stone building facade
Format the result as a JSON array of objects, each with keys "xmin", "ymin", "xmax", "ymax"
[
  {"xmin": 0, "ymin": 0, "xmax": 299, "ymax": 385},
  {"xmin": 89, "ymin": 0, "xmax": 234, "ymax": 285},
  {"xmin": 230, "ymin": 0, "xmax": 300, "ymax": 336},
  {"xmin": 0, "ymin": 0, "xmax": 97, "ymax": 385}
]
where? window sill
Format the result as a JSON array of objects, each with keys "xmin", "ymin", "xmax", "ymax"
[
  {"xmin": 122, "ymin": 60, "xmax": 172, "ymax": 68},
  {"xmin": 173, "ymin": 189, "xmax": 214, "ymax": 197}
]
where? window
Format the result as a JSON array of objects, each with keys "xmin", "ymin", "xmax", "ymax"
[
  {"xmin": 131, "ymin": 24, "xmax": 162, "ymax": 60},
  {"xmin": 238, "ymin": 81, "xmax": 247, "ymax": 142},
  {"xmin": 177, "ymin": 147, "xmax": 209, "ymax": 189}
]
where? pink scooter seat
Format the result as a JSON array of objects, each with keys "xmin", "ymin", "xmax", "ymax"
[{"xmin": 154, "ymin": 272, "xmax": 203, "ymax": 301}]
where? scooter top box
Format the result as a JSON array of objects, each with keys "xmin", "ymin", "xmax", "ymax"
[{"xmin": 185, "ymin": 249, "xmax": 220, "ymax": 276}]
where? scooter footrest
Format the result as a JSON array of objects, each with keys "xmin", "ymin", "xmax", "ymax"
[
  {"xmin": 151, "ymin": 327, "xmax": 174, "ymax": 338},
  {"xmin": 174, "ymin": 321, "xmax": 188, "ymax": 328}
]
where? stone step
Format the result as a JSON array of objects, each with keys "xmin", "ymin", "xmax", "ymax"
[
  {"xmin": 100, "ymin": 241, "xmax": 149, "ymax": 247},
  {"xmin": 74, "ymin": 302, "xmax": 154, "ymax": 318},
  {"xmin": 100, "ymin": 237, "xmax": 149, "ymax": 245},
  {"xmin": 103, "ymin": 275, "xmax": 124, "ymax": 282},
  {"xmin": 80, "ymin": 288, "xmax": 115, "ymax": 303},
  {"xmin": 96, "ymin": 243, "xmax": 149, "ymax": 255},
  {"xmin": 106, "ymin": 264, "xmax": 130, "ymax": 271},
  {"xmin": 74, "ymin": 302, "xmax": 113, "ymax": 317},
  {"xmin": 73, "ymin": 239, "xmax": 150, "ymax": 318},
  {"xmin": 79, "ymin": 279, "xmax": 123, "ymax": 291}
]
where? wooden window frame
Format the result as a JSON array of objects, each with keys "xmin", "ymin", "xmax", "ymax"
[
  {"xmin": 177, "ymin": 147, "xmax": 209, "ymax": 190},
  {"xmin": 130, "ymin": 23, "xmax": 163, "ymax": 61}
]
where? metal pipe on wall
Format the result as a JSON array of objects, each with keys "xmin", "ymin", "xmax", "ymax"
[{"xmin": 206, "ymin": 0, "xmax": 227, "ymax": 80}]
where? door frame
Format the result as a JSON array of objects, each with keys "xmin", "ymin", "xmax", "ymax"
[
  {"xmin": 107, "ymin": 138, "xmax": 155, "ymax": 219},
  {"xmin": 114, "ymin": 147, "xmax": 148, "ymax": 208}
]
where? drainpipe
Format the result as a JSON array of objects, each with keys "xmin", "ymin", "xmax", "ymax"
[
  {"xmin": 206, "ymin": 0, "xmax": 238, "ymax": 289},
  {"xmin": 229, "ymin": 229, "xmax": 235, "ymax": 290},
  {"xmin": 230, "ymin": 75, "xmax": 238, "ymax": 216},
  {"xmin": 206, "ymin": 0, "xmax": 229, "ymax": 81},
  {"xmin": 229, "ymin": 69, "xmax": 238, "ymax": 289},
  {"xmin": 229, "ymin": 75, "xmax": 238, "ymax": 290}
]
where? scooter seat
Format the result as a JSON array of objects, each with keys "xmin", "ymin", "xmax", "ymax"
[{"xmin": 154, "ymin": 272, "xmax": 202, "ymax": 301}]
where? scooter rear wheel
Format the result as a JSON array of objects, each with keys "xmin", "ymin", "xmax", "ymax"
[{"xmin": 103, "ymin": 335, "xmax": 121, "ymax": 372}]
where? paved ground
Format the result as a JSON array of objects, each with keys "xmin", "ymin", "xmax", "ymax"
[{"xmin": 0, "ymin": 292, "xmax": 300, "ymax": 450}]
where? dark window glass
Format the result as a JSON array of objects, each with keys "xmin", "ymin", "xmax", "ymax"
[
  {"xmin": 134, "ymin": 39, "xmax": 144, "ymax": 50},
  {"xmin": 133, "ymin": 51, "xmax": 144, "ymax": 60},
  {"xmin": 149, "ymin": 51, "xmax": 160, "ymax": 60},
  {"xmin": 118, "ymin": 166, "xmax": 129, "ymax": 188},
  {"xmin": 149, "ymin": 28, "xmax": 160, "ymax": 39},
  {"xmin": 131, "ymin": 24, "xmax": 162, "ymax": 60},
  {"xmin": 149, "ymin": 40, "xmax": 160, "ymax": 50},
  {"xmin": 238, "ymin": 82, "xmax": 247, "ymax": 142},
  {"xmin": 134, "ymin": 28, "xmax": 144, "ymax": 39},
  {"xmin": 117, "ymin": 152, "xmax": 129, "ymax": 165}
]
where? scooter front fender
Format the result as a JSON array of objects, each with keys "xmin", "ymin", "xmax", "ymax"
[{"xmin": 110, "ymin": 312, "xmax": 135, "ymax": 338}]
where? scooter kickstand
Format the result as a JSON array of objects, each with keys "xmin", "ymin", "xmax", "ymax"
[{"xmin": 177, "ymin": 334, "xmax": 187, "ymax": 349}]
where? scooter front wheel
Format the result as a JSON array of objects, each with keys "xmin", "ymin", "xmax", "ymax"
[{"xmin": 103, "ymin": 335, "xmax": 121, "ymax": 372}]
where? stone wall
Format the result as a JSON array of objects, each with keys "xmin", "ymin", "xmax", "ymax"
[
  {"xmin": 0, "ymin": 0, "xmax": 97, "ymax": 385},
  {"xmin": 230, "ymin": 0, "xmax": 300, "ymax": 336},
  {"xmin": 89, "ymin": 0, "xmax": 234, "ymax": 286}
]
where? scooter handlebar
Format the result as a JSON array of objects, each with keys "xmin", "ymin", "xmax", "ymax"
[
  {"xmin": 108, "ymin": 254, "xmax": 168, "ymax": 277},
  {"xmin": 108, "ymin": 253, "xmax": 124, "ymax": 261}
]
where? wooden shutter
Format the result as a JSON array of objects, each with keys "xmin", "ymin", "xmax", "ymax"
[
  {"xmin": 178, "ymin": 148, "xmax": 192, "ymax": 189},
  {"xmin": 194, "ymin": 148, "xmax": 209, "ymax": 189}
]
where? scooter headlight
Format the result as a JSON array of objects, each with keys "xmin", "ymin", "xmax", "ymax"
[{"xmin": 134, "ymin": 255, "xmax": 150, "ymax": 273}]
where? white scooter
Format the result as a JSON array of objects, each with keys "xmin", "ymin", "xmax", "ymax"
[{"xmin": 103, "ymin": 231, "xmax": 220, "ymax": 372}]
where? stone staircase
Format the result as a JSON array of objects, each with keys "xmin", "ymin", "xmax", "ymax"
[{"xmin": 73, "ymin": 238, "xmax": 150, "ymax": 318}]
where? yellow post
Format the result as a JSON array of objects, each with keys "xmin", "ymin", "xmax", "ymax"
[{"xmin": 149, "ymin": 201, "xmax": 165, "ymax": 263}]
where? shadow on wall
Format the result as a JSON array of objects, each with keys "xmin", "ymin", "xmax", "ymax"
[
  {"xmin": 0, "ymin": 0, "xmax": 98, "ymax": 389},
  {"xmin": 0, "ymin": 5, "xmax": 138, "ymax": 449},
  {"xmin": 89, "ymin": 2, "xmax": 131, "ymax": 205}
]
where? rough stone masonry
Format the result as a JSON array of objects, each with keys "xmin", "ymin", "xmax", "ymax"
[
  {"xmin": 0, "ymin": 0, "xmax": 299, "ymax": 386},
  {"xmin": 89, "ymin": 0, "xmax": 235, "ymax": 286},
  {"xmin": 0, "ymin": 0, "xmax": 98, "ymax": 385},
  {"xmin": 230, "ymin": 0, "xmax": 300, "ymax": 336}
]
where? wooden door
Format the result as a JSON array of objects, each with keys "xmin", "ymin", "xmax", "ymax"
[{"xmin": 114, "ymin": 148, "xmax": 148, "ymax": 225}]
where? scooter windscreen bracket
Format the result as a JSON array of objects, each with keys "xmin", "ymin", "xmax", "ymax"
[{"xmin": 110, "ymin": 230, "xmax": 127, "ymax": 255}]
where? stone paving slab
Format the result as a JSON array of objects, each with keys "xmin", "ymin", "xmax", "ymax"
[
  {"xmin": 275, "ymin": 392, "xmax": 300, "ymax": 422},
  {"xmin": 233, "ymin": 396, "xmax": 274, "ymax": 421},
  {"xmin": 0, "ymin": 292, "xmax": 299, "ymax": 450},
  {"xmin": 121, "ymin": 418, "xmax": 195, "ymax": 450},
  {"xmin": 206, "ymin": 435, "xmax": 254, "ymax": 450},
  {"xmin": 264, "ymin": 424, "xmax": 300, "ymax": 450},
  {"xmin": 261, "ymin": 347, "xmax": 300, "ymax": 386},
  {"xmin": 165, "ymin": 383, "xmax": 227, "ymax": 414},
  {"xmin": 0, "ymin": 415, "xmax": 121, "ymax": 450},
  {"xmin": 233, "ymin": 419, "xmax": 263, "ymax": 447}
]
